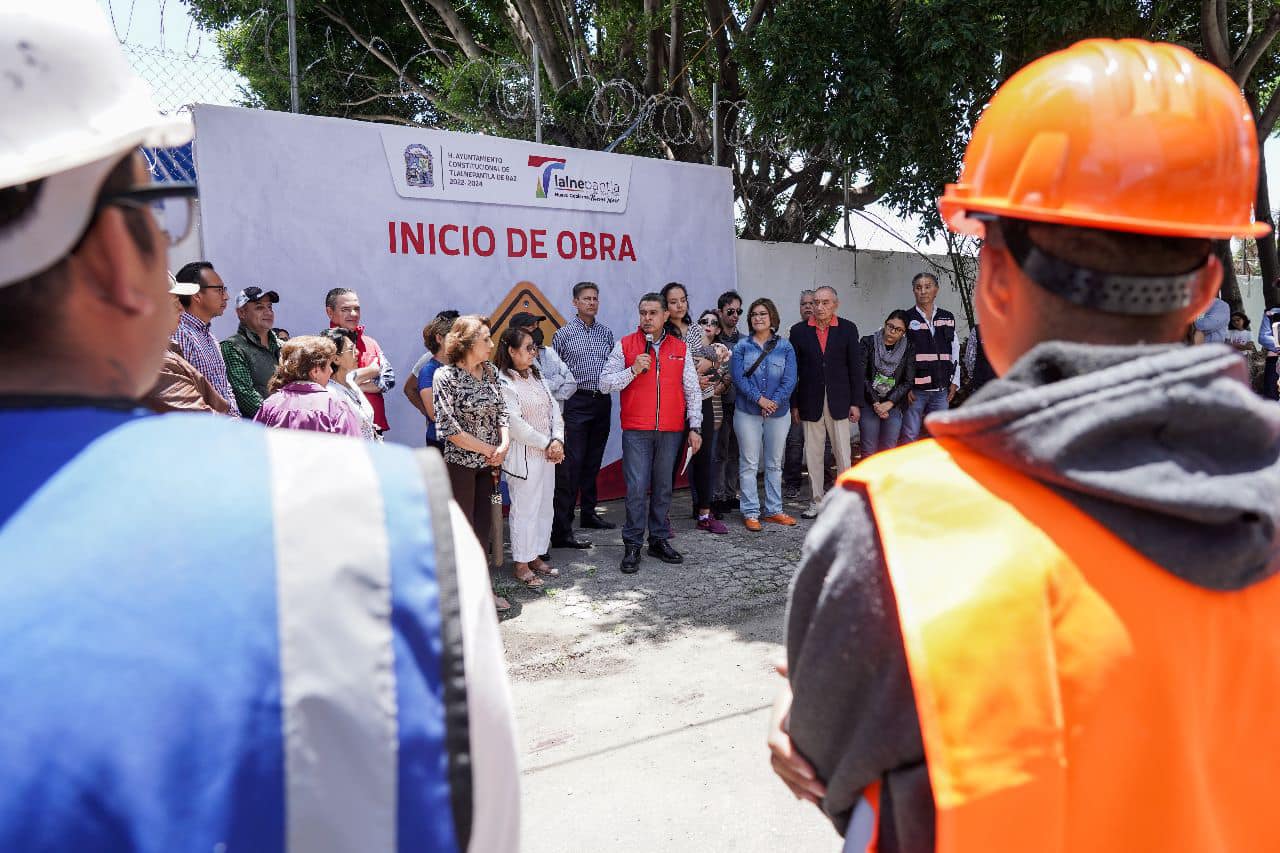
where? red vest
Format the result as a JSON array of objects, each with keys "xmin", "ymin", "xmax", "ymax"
[{"xmin": 619, "ymin": 329, "xmax": 687, "ymax": 432}]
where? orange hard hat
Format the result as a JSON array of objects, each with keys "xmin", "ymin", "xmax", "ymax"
[{"xmin": 939, "ymin": 39, "xmax": 1269, "ymax": 240}]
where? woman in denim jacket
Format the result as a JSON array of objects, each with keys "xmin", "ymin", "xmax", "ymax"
[{"xmin": 731, "ymin": 298, "xmax": 799, "ymax": 531}]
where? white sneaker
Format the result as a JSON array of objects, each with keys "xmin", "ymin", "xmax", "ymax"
[{"xmin": 801, "ymin": 502, "xmax": 820, "ymax": 519}]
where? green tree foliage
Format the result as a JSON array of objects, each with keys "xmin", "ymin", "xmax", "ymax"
[{"xmin": 188, "ymin": 0, "xmax": 1280, "ymax": 302}]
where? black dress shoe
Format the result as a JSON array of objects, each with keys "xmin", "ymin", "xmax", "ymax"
[
  {"xmin": 580, "ymin": 514, "xmax": 616, "ymax": 530},
  {"xmin": 620, "ymin": 544, "xmax": 642, "ymax": 573},
  {"xmin": 647, "ymin": 539, "xmax": 683, "ymax": 564},
  {"xmin": 550, "ymin": 537, "xmax": 593, "ymax": 549}
]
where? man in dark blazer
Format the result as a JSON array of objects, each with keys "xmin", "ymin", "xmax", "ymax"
[{"xmin": 788, "ymin": 285, "xmax": 863, "ymax": 518}]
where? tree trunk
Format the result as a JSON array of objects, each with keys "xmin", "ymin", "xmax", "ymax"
[
  {"xmin": 1258, "ymin": 137, "xmax": 1280, "ymax": 308},
  {"xmin": 423, "ymin": 0, "xmax": 485, "ymax": 61},
  {"xmin": 668, "ymin": 0, "xmax": 684, "ymax": 93},
  {"xmin": 643, "ymin": 0, "xmax": 662, "ymax": 95},
  {"xmin": 1216, "ymin": 240, "xmax": 1244, "ymax": 314}
]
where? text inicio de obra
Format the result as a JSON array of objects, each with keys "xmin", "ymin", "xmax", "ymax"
[{"xmin": 387, "ymin": 221, "xmax": 637, "ymax": 262}]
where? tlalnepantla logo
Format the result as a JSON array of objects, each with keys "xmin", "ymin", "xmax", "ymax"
[
  {"xmin": 529, "ymin": 155, "xmax": 565, "ymax": 198},
  {"xmin": 528, "ymin": 154, "xmax": 624, "ymax": 205}
]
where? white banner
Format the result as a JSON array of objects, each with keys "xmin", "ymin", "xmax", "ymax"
[
  {"xmin": 193, "ymin": 105, "xmax": 737, "ymax": 490},
  {"xmin": 379, "ymin": 126, "xmax": 632, "ymax": 213}
]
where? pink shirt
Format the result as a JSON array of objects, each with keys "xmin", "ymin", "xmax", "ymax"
[{"xmin": 253, "ymin": 382, "xmax": 361, "ymax": 437}]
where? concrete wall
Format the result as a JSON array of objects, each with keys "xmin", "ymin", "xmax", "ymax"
[
  {"xmin": 730, "ymin": 240, "xmax": 967, "ymax": 337},
  {"xmin": 730, "ymin": 239, "xmax": 1272, "ymax": 342}
]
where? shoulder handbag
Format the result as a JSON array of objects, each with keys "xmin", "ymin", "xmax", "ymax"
[{"xmin": 742, "ymin": 337, "xmax": 779, "ymax": 379}]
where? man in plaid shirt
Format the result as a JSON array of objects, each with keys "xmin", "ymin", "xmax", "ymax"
[{"xmin": 172, "ymin": 261, "xmax": 239, "ymax": 417}]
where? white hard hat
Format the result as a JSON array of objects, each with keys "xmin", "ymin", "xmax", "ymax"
[
  {"xmin": 0, "ymin": 0, "xmax": 194, "ymax": 288},
  {"xmin": 168, "ymin": 272, "xmax": 198, "ymax": 296}
]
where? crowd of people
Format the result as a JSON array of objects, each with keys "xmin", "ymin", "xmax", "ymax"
[
  {"xmin": 6, "ymin": 6, "xmax": 1280, "ymax": 851},
  {"xmin": 148, "ymin": 254, "xmax": 1280, "ymax": 611},
  {"xmin": 150, "ymin": 255, "xmax": 1002, "ymax": 594}
]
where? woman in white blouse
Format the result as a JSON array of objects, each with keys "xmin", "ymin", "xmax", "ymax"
[{"xmin": 496, "ymin": 326, "xmax": 565, "ymax": 588}]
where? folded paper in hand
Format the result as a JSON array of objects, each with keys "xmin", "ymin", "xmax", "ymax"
[{"xmin": 679, "ymin": 442, "xmax": 696, "ymax": 477}]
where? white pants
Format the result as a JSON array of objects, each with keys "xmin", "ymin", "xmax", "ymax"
[
  {"xmin": 507, "ymin": 453, "xmax": 555, "ymax": 562},
  {"xmin": 803, "ymin": 395, "xmax": 852, "ymax": 502}
]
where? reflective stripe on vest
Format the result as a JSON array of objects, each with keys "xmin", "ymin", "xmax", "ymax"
[
  {"xmin": 837, "ymin": 439, "xmax": 1280, "ymax": 853},
  {"xmin": 0, "ymin": 408, "xmax": 467, "ymax": 852},
  {"xmin": 905, "ymin": 308, "xmax": 956, "ymax": 391}
]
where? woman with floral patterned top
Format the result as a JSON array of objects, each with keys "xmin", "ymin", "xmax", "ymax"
[{"xmin": 432, "ymin": 314, "xmax": 511, "ymax": 612}]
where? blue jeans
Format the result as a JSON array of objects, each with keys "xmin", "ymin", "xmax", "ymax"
[
  {"xmin": 734, "ymin": 410, "xmax": 790, "ymax": 518},
  {"xmin": 622, "ymin": 430, "xmax": 683, "ymax": 546},
  {"xmin": 858, "ymin": 403, "xmax": 904, "ymax": 455},
  {"xmin": 901, "ymin": 388, "xmax": 950, "ymax": 443}
]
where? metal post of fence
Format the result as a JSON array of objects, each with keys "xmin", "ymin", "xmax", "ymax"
[
  {"xmin": 532, "ymin": 44, "xmax": 542, "ymax": 144},
  {"xmin": 286, "ymin": 0, "xmax": 300, "ymax": 113},
  {"xmin": 711, "ymin": 81, "xmax": 719, "ymax": 166}
]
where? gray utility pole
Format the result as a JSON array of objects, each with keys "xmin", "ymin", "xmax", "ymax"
[
  {"xmin": 286, "ymin": 0, "xmax": 300, "ymax": 113},
  {"xmin": 532, "ymin": 44, "xmax": 542, "ymax": 144}
]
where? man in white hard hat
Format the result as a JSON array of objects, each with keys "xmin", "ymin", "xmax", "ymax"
[{"xmin": 0, "ymin": 4, "xmax": 518, "ymax": 851}]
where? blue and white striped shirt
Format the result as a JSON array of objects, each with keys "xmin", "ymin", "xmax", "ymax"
[{"xmin": 552, "ymin": 316, "xmax": 614, "ymax": 392}]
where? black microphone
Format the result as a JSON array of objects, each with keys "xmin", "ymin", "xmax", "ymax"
[{"xmin": 641, "ymin": 333, "xmax": 654, "ymax": 372}]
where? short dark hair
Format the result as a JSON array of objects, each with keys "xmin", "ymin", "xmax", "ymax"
[
  {"xmin": 746, "ymin": 297, "xmax": 780, "ymax": 331},
  {"xmin": 175, "ymin": 261, "xmax": 214, "ymax": 308},
  {"xmin": 0, "ymin": 154, "xmax": 152, "ymax": 351},
  {"xmin": 572, "ymin": 281, "xmax": 599, "ymax": 299},
  {"xmin": 321, "ymin": 326, "xmax": 356, "ymax": 355},
  {"xmin": 717, "ymin": 290, "xmax": 742, "ymax": 310},
  {"xmin": 911, "ymin": 272, "xmax": 939, "ymax": 288},
  {"xmin": 271, "ymin": 327, "xmax": 290, "ymax": 340},
  {"xmin": 990, "ymin": 218, "xmax": 1207, "ymax": 343},
  {"xmin": 885, "ymin": 309, "xmax": 912, "ymax": 326},
  {"xmin": 325, "ymin": 287, "xmax": 355, "ymax": 309},
  {"xmin": 638, "ymin": 291, "xmax": 665, "ymax": 308}
]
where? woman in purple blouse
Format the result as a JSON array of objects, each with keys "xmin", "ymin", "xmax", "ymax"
[{"xmin": 253, "ymin": 336, "xmax": 361, "ymax": 437}]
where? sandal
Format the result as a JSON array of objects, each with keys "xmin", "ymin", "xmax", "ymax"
[
  {"xmin": 530, "ymin": 559, "xmax": 560, "ymax": 578},
  {"xmin": 513, "ymin": 565, "xmax": 545, "ymax": 589},
  {"xmin": 494, "ymin": 593, "xmax": 511, "ymax": 612}
]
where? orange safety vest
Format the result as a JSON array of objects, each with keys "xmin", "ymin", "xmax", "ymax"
[{"xmin": 838, "ymin": 439, "xmax": 1280, "ymax": 853}]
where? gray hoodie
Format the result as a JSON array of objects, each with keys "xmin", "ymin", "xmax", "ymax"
[{"xmin": 785, "ymin": 342, "xmax": 1280, "ymax": 851}]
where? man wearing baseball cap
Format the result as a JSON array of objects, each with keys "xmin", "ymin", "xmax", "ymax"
[
  {"xmin": 0, "ymin": 3, "xmax": 519, "ymax": 850},
  {"xmin": 220, "ymin": 285, "xmax": 282, "ymax": 418},
  {"xmin": 772, "ymin": 40, "xmax": 1280, "ymax": 852},
  {"xmin": 509, "ymin": 310, "xmax": 577, "ymax": 407}
]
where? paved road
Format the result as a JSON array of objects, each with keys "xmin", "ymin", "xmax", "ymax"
[{"xmin": 496, "ymin": 489, "xmax": 841, "ymax": 852}]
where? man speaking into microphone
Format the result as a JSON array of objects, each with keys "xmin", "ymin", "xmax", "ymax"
[{"xmin": 600, "ymin": 292, "xmax": 704, "ymax": 573}]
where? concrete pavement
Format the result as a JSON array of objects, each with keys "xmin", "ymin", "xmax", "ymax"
[{"xmin": 496, "ymin": 490, "xmax": 841, "ymax": 852}]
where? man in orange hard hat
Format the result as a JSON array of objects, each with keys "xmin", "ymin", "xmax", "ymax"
[{"xmin": 769, "ymin": 39, "xmax": 1280, "ymax": 852}]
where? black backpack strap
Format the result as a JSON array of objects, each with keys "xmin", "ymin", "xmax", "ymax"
[{"xmin": 742, "ymin": 336, "xmax": 779, "ymax": 378}]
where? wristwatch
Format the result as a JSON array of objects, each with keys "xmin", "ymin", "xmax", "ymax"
[{"xmin": 689, "ymin": 427, "xmax": 701, "ymax": 436}]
